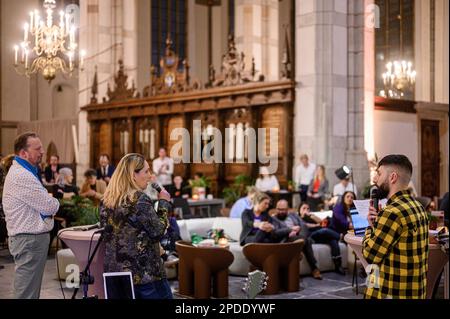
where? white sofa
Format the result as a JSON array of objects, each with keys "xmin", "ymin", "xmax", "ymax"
[{"xmin": 177, "ymin": 213, "xmax": 351, "ymax": 277}]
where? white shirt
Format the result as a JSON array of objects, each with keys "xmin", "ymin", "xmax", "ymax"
[
  {"xmin": 152, "ymin": 157, "xmax": 174, "ymax": 186},
  {"xmin": 255, "ymin": 176, "xmax": 280, "ymax": 192},
  {"xmin": 2, "ymin": 161, "xmax": 60, "ymax": 237},
  {"xmin": 333, "ymin": 182, "xmax": 358, "ymax": 197},
  {"xmin": 294, "ymin": 162, "xmax": 316, "ymax": 186}
]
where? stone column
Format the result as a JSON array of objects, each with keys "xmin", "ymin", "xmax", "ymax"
[
  {"xmin": 434, "ymin": 0, "xmax": 449, "ymax": 104},
  {"xmin": 235, "ymin": 0, "xmax": 279, "ymax": 81},
  {"xmin": 295, "ymin": 0, "xmax": 370, "ymax": 195},
  {"xmin": 77, "ymin": 0, "xmax": 138, "ymax": 184}
]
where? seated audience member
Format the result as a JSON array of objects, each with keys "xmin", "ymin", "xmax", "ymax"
[
  {"xmin": 240, "ymin": 193, "xmax": 277, "ymax": 245},
  {"xmin": 80, "ymin": 169, "xmax": 107, "ymax": 206},
  {"xmin": 230, "ymin": 187, "xmax": 259, "ymax": 219},
  {"xmin": 307, "ymin": 165, "xmax": 329, "ymax": 211},
  {"xmin": 272, "ymin": 200, "xmax": 322, "ymax": 279},
  {"xmin": 298, "ymin": 203, "xmax": 345, "ymax": 275},
  {"xmin": 167, "ymin": 176, "xmax": 191, "ymax": 199},
  {"xmin": 44, "ymin": 155, "xmax": 61, "ymax": 184},
  {"xmin": 333, "ymin": 176, "xmax": 357, "ymax": 199},
  {"xmin": 97, "ymin": 154, "xmax": 115, "ymax": 184},
  {"xmin": 329, "ymin": 191, "xmax": 356, "ymax": 236},
  {"xmin": 53, "ymin": 168, "xmax": 79, "ymax": 200},
  {"xmin": 255, "ymin": 166, "xmax": 280, "ymax": 192},
  {"xmin": 50, "ymin": 168, "xmax": 79, "ymax": 252}
]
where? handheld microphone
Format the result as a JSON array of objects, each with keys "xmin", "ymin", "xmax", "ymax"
[
  {"xmin": 152, "ymin": 183, "xmax": 162, "ymax": 193},
  {"xmin": 370, "ymin": 186, "xmax": 379, "ymax": 212}
]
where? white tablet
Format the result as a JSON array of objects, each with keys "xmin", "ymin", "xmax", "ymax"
[{"xmin": 103, "ymin": 272, "xmax": 136, "ymax": 299}]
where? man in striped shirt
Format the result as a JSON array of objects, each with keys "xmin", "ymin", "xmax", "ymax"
[
  {"xmin": 2, "ymin": 132, "xmax": 60, "ymax": 299},
  {"xmin": 363, "ymin": 154, "xmax": 429, "ymax": 299}
]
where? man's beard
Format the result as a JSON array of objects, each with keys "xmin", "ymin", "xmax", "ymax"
[
  {"xmin": 377, "ymin": 180, "xmax": 390, "ymax": 199},
  {"xmin": 277, "ymin": 214, "xmax": 288, "ymax": 221}
]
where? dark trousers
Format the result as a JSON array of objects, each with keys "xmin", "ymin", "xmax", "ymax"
[
  {"xmin": 310, "ymin": 228, "xmax": 341, "ymax": 257},
  {"xmin": 134, "ymin": 279, "xmax": 173, "ymax": 300},
  {"xmin": 244, "ymin": 230, "xmax": 274, "ymax": 244},
  {"xmin": 299, "ymin": 184, "xmax": 309, "ymax": 203},
  {"xmin": 288, "ymin": 235, "xmax": 318, "ymax": 271}
]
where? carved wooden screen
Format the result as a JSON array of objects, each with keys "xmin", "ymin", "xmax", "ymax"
[
  {"xmin": 260, "ymin": 105, "xmax": 292, "ymax": 185},
  {"xmin": 98, "ymin": 122, "xmax": 112, "ymax": 163},
  {"xmin": 421, "ymin": 119, "xmax": 440, "ymax": 198},
  {"xmin": 165, "ymin": 116, "xmax": 186, "ymax": 178},
  {"xmin": 223, "ymin": 108, "xmax": 254, "ymax": 184}
]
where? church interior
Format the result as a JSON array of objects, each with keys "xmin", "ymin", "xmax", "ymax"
[{"xmin": 0, "ymin": 0, "xmax": 448, "ymax": 300}]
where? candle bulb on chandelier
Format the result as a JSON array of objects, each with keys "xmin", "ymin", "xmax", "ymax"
[
  {"xmin": 35, "ymin": 12, "xmax": 40, "ymax": 30},
  {"xmin": 68, "ymin": 51, "xmax": 74, "ymax": 70},
  {"xmin": 59, "ymin": 11, "xmax": 64, "ymax": 28},
  {"xmin": 30, "ymin": 12, "xmax": 34, "ymax": 33},
  {"xmin": 24, "ymin": 23, "xmax": 29, "ymax": 43},
  {"xmin": 70, "ymin": 26, "xmax": 75, "ymax": 49},
  {"xmin": 65, "ymin": 14, "xmax": 70, "ymax": 35},
  {"xmin": 24, "ymin": 49, "xmax": 29, "ymax": 69},
  {"xmin": 14, "ymin": 45, "xmax": 19, "ymax": 65}
]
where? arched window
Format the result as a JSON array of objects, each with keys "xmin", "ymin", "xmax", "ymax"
[
  {"xmin": 151, "ymin": 0, "xmax": 188, "ymax": 75},
  {"xmin": 375, "ymin": 0, "xmax": 415, "ymax": 100}
]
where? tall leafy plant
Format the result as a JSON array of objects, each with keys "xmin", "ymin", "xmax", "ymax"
[
  {"xmin": 222, "ymin": 174, "xmax": 255, "ymax": 207},
  {"xmin": 59, "ymin": 196, "xmax": 100, "ymax": 226}
]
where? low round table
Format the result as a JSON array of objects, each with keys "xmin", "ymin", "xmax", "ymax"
[
  {"xmin": 58, "ymin": 228, "xmax": 105, "ymax": 299},
  {"xmin": 344, "ymin": 232, "xmax": 449, "ymax": 299}
]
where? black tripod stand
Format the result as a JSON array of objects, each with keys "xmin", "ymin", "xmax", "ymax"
[{"xmin": 71, "ymin": 229, "xmax": 107, "ymax": 299}]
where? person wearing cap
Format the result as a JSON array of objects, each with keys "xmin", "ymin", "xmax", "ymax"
[{"xmin": 255, "ymin": 166, "xmax": 280, "ymax": 193}]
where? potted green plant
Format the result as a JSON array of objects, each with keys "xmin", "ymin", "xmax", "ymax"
[
  {"xmin": 189, "ymin": 176, "xmax": 212, "ymax": 200},
  {"xmin": 221, "ymin": 174, "xmax": 255, "ymax": 207},
  {"xmin": 58, "ymin": 196, "xmax": 100, "ymax": 227}
]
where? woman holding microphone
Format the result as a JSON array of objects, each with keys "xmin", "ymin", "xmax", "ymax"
[{"xmin": 100, "ymin": 153, "xmax": 173, "ymax": 299}]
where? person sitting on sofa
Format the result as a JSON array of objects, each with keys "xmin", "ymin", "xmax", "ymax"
[
  {"xmin": 272, "ymin": 200, "xmax": 322, "ymax": 280},
  {"xmin": 329, "ymin": 191, "xmax": 356, "ymax": 236},
  {"xmin": 230, "ymin": 186, "xmax": 259, "ymax": 219},
  {"xmin": 240, "ymin": 192, "xmax": 278, "ymax": 245},
  {"xmin": 297, "ymin": 202, "xmax": 346, "ymax": 275}
]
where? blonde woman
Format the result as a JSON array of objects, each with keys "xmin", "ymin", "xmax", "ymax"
[
  {"xmin": 100, "ymin": 153, "xmax": 173, "ymax": 299},
  {"xmin": 307, "ymin": 165, "xmax": 329, "ymax": 211},
  {"xmin": 239, "ymin": 192, "xmax": 276, "ymax": 245}
]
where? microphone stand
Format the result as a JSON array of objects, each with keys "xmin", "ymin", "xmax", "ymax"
[{"xmin": 71, "ymin": 230, "xmax": 106, "ymax": 300}]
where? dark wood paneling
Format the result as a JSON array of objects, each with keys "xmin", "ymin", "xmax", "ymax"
[{"xmin": 421, "ymin": 119, "xmax": 440, "ymax": 198}]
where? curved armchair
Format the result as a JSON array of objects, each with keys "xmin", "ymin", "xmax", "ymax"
[
  {"xmin": 176, "ymin": 241, "xmax": 234, "ymax": 299},
  {"xmin": 243, "ymin": 241, "xmax": 304, "ymax": 295}
]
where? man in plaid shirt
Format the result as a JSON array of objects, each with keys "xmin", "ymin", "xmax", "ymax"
[{"xmin": 363, "ymin": 154, "xmax": 429, "ymax": 299}]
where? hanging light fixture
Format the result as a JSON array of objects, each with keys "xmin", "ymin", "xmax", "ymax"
[
  {"xmin": 380, "ymin": 60, "xmax": 417, "ymax": 99},
  {"xmin": 12, "ymin": 0, "xmax": 86, "ymax": 83}
]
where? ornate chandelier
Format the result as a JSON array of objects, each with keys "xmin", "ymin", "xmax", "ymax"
[
  {"xmin": 13, "ymin": 0, "xmax": 85, "ymax": 83},
  {"xmin": 380, "ymin": 60, "xmax": 416, "ymax": 99}
]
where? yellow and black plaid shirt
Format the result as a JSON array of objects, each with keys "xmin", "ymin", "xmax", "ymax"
[{"xmin": 363, "ymin": 190, "xmax": 429, "ymax": 299}]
